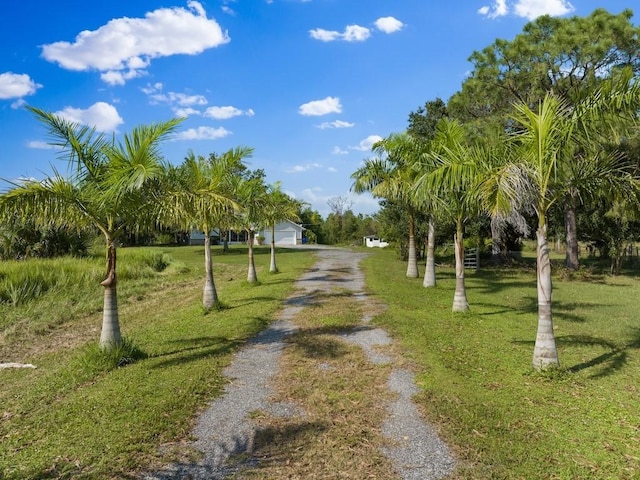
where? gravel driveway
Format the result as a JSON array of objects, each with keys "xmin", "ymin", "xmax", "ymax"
[{"xmin": 147, "ymin": 246, "xmax": 455, "ymax": 479}]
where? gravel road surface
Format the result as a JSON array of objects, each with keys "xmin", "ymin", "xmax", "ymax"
[{"xmin": 146, "ymin": 246, "xmax": 455, "ymax": 479}]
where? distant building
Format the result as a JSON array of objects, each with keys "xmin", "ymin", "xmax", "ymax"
[
  {"xmin": 189, "ymin": 220, "xmax": 304, "ymax": 246},
  {"xmin": 363, "ymin": 235, "xmax": 389, "ymax": 248},
  {"xmin": 261, "ymin": 220, "xmax": 304, "ymax": 246}
]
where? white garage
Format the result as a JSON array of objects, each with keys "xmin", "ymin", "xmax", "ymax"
[{"xmin": 260, "ymin": 220, "xmax": 304, "ymax": 246}]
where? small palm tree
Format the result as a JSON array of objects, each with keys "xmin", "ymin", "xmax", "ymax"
[
  {"xmin": 352, "ymin": 132, "xmax": 424, "ymax": 278},
  {"xmin": 233, "ymin": 170, "xmax": 269, "ymax": 283},
  {"xmin": 160, "ymin": 148, "xmax": 252, "ymax": 310},
  {"xmin": 263, "ymin": 182, "xmax": 301, "ymax": 273},
  {"xmin": 0, "ymin": 107, "xmax": 182, "ymax": 349}
]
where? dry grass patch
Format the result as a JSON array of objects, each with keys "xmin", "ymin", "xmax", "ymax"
[{"xmin": 237, "ymin": 293, "xmax": 399, "ymax": 479}]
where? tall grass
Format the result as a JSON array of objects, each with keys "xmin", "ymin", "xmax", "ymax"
[
  {"xmin": 0, "ymin": 245, "xmax": 315, "ymax": 479},
  {"xmin": 0, "ymin": 249, "xmax": 192, "ymax": 342},
  {"xmin": 361, "ymin": 247, "xmax": 640, "ymax": 479}
]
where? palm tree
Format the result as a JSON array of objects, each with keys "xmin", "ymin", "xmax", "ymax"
[
  {"xmin": 414, "ymin": 119, "xmax": 488, "ymax": 312},
  {"xmin": 160, "ymin": 148, "xmax": 252, "ymax": 310},
  {"xmin": 263, "ymin": 182, "xmax": 301, "ymax": 273},
  {"xmin": 233, "ymin": 170, "xmax": 269, "ymax": 283},
  {"xmin": 481, "ymin": 78, "xmax": 639, "ymax": 370},
  {"xmin": 0, "ymin": 107, "xmax": 182, "ymax": 349},
  {"xmin": 351, "ymin": 133, "xmax": 424, "ymax": 278},
  {"xmin": 560, "ymin": 72, "xmax": 640, "ymax": 270}
]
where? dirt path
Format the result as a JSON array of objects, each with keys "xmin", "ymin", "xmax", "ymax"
[{"xmin": 147, "ymin": 247, "xmax": 455, "ymax": 479}]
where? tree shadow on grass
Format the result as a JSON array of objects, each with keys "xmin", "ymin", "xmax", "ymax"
[
  {"xmin": 149, "ymin": 336, "xmax": 241, "ymax": 369},
  {"xmin": 287, "ymin": 329, "xmax": 352, "ymax": 360},
  {"xmin": 471, "ymin": 301, "xmax": 533, "ymax": 317},
  {"xmin": 297, "ymin": 273, "xmax": 356, "ymax": 284},
  {"xmin": 471, "ymin": 269, "xmax": 536, "ymax": 296},
  {"xmin": 514, "ymin": 333, "xmax": 638, "ymax": 379},
  {"xmin": 245, "ymin": 420, "xmax": 329, "ymax": 465},
  {"xmin": 512, "ymin": 296, "xmax": 611, "ymax": 323},
  {"xmin": 559, "ymin": 335, "xmax": 628, "ymax": 378}
]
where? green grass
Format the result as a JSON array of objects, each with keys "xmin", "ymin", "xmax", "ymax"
[
  {"xmin": 361, "ymin": 248, "xmax": 640, "ymax": 479},
  {"xmin": 0, "ymin": 245, "xmax": 315, "ymax": 479}
]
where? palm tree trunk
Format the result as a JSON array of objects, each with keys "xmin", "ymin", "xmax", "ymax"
[
  {"xmin": 564, "ymin": 193, "xmax": 579, "ymax": 270},
  {"xmin": 423, "ymin": 217, "xmax": 436, "ymax": 287},
  {"xmin": 533, "ymin": 224, "xmax": 559, "ymax": 370},
  {"xmin": 452, "ymin": 221, "xmax": 469, "ymax": 312},
  {"xmin": 203, "ymin": 233, "xmax": 219, "ymax": 310},
  {"xmin": 490, "ymin": 216, "xmax": 504, "ymax": 262},
  {"xmin": 99, "ymin": 238, "xmax": 121, "ymax": 349},
  {"xmin": 406, "ymin": 207, "xmax": 419, "ymax": 278},
  {"xmin": 269, "ymin": 224, "xmax": 278, "ymax": 273},
  {"xmin": 247, "ymin": 230, "xmax": 258, "ymax": 283}
]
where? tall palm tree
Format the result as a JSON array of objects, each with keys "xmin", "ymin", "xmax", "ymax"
[
  {"xmin": 160, "ymin": 148, "xmax": 252, "ymax": 310},
  {"xmin": 263, "ymin": 182, "xmax": 301, "ymax": 273},
  {"xmin": 351, "ymin": 132, "xmax": 424, "ymax": 278},
  {"xmin": 414, "ymin": 119, "xmax": 488, "ymax": 312},
  {"xmin": 481, "ymin": 78, "xmax": 639, "ymax": 370},
  {"xmin": 0, "ymin": 107, "xmax": 182, "ymax": 349}
]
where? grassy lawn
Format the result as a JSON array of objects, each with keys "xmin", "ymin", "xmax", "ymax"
[
  {"xmin": 4, "ymin": 242, "xmax": 640, "ymax": 479},
  {"xmin": 361, "ymin": 247, "xmax": 640, "ymax": 479},
  {"xmin": 0, "ymin": 245, "xmax": 316, "ymax": 479}
]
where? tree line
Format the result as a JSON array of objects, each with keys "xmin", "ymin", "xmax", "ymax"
[
  {"xmin": 0, "ymin": 108, "xmax": 312, "ymax": 350},
  {"xmin": 351, "ymin": 8, "xmax": 640, "ymax": 371}
]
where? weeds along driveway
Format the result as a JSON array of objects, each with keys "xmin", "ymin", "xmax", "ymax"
[{"xmin": 146, "ymin": 246, "xmax": 455, "ymax": 480}]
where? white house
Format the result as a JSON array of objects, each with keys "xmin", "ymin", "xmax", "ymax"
[
  {"xmin": 260, "ymin": 220, "xmax": 305, "ymax": 246},
  {"xmin": 363, "ymin": 235, "xmax": 389, "ymax": 248},
  {"xmin": 189, "ymin": 220, "xmax": 304, "ymax": 246}
]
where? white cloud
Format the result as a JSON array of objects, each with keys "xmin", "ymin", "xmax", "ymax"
[
  {"xmin": 142, "ymin": 83, "xmax": 210, "ymax": 116},
  {"xmin": 332, "ymin": 146, "xmax": 349, "ymax": 155},
  {"xmin": 374, "ymin": 17, "xmax": 404, "ymax": 34},
  {"xmin": 284, "ymin": 162, "xmax": 322, "ymax": 173},
  {"xmin": 174, "ymin": 107, "xmax": 201, "ymax": 117},
  {"xmin": 343, "ymin": 25, "xmax": 371, "ymax": 42},
  {"xmin": 299, "ymin": 96, "xmax": 342, "ymax": 116},
  {"xmin": 41, "ymin": 1, "xmax": 229, "ymax": 85},
  {"xmin": 11, "ymin": 99, "xmax": 27, "ymax": 109},
  {"xmin": 152, "ymin": 92, "xmax": 208, "ymax": 107},
  {"xmin": 514, "ymin": 0, "xmax": 574, "ymax": 20},
  {"xmin": 204, "ymin": 106, "xmax": 255, "ymax": 119},
  {"xmin": 478, "ymin": 0, "xmax": 508, "ymax": 18},
  {"xmin": 478, "ymin": 0, "xmax": 574, "ymax": 20},
  {"xmin": 0, "ymin": 72, "xmax": 42, "ymax": 99},
  {"xmin": 299, "ymin": 187, "xmax": 329, "ymax": 207},
  {"xmin": 54, "ymin": 102, "xmax": 124, "ymax": 132},
  {"xmin": 350, "ymin": 135, "xmax": 383, "ymax": 152},
  {"xmin": 174, "ymin": 126, "xmax": 231, "ymax": 140},
  {"xmin": 327, "ymin": 166, "xmax": 338, "ymax": 173},
  {"xmin": 141, "ymin": 82, "xmax": 163, "ymax": 95},
  {"xmin": 299, "ymin": 187, "xmax": 377, "ymax": 217},
  {"xmin": 310, "ymin": 24, "xmax": 371, "ymax": 42},
  {"xmin": 27, "ymin": 140, "xmax": 60, "ymax": 150},
  {"xmin": 317, "ymin": 120, "xmax": 354, "ymax": 129},
  {"xmin": 309, "ymin": 28, "xmax": 343, "ymax": 42}
]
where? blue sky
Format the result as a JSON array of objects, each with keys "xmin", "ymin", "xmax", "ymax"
[{"xmin": 0, "ymin": 0, "xmax": 634, "ymax": 217}]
